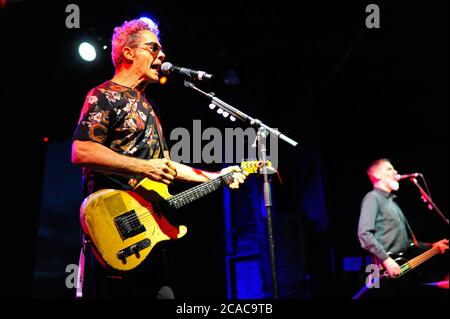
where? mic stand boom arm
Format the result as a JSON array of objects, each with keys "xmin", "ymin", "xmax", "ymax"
[
  {"xmin": 185, "ymin": 81, "xmax": 298, "ymax": 147},
  {"xmin": 185, "ymin": 81, "xmax": 299, "ymax": 299}
]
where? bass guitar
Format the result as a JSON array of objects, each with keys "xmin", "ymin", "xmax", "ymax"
[
  {"xmin": 353, "ymin": 243, "xmax": 445, "ymax": 299},
  {"xmin": 378, "ymin": 244, "xmax": 444, "ymax": 279}
]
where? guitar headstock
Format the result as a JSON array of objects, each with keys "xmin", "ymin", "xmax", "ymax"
[{"xmin": 240, "ymin": 160, "xmax": 272, "ymax": 175}]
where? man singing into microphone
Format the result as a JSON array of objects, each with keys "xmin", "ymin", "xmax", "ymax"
[
  {"xmin": 71, "ymin": 17, "xmax": 247, "ymax": 299},
  {"xmin": 357, "ymin": 158, "xmax": 448, "ymax": 297}
]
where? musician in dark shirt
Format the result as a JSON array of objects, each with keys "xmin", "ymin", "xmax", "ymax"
[{"xmin": 358, "ymin": 159, "xmax": 448, "ymax": 278}]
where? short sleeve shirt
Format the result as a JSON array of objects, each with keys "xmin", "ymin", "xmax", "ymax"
[{"xmin": 73, "ymin": 80, "xmax": 168, "ymax": 195}]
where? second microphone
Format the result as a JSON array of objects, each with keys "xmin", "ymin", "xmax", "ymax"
[{"xmin": 395, "ymin": 173, "xmax": 421, "ymax": 181}]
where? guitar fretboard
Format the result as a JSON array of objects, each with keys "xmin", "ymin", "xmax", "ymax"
[
  {"xmin": 167, "ymin": 172, "xmax": 234, "ymax": 209},
  {"xmin": 401, "ymin": 246, "xmax": 440, "ymax": 274}
]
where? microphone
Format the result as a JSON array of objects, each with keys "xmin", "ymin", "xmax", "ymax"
[
  {"xmin": 161, "ymin": 62, "xmax": 213, "ymax": 80},
  {"xmin": 395, "ymin": 173, "xmax": 421, "ymax": 181}
]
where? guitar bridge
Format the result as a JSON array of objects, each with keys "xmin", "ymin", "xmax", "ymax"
[
  {"xmin": 117, "ymin": 239, "xmax": 151, "ymax": 264},
  {"xmin": 114, "ymin": 209, "xmax": 146, "ymax": 240}
]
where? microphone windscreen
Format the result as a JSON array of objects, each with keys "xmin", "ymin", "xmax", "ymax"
[{"xmin": 161, "ymin": 62, "xmax": 173, "ymax": 74}]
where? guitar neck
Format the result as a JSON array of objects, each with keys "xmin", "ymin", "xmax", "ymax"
[
  {"xmin": 167, "ymin": 172, "xmax": 235, "ymax": 209},
  {"xmin": 401, "ymin": 246, "xmax": 440, "ymax": 274}
]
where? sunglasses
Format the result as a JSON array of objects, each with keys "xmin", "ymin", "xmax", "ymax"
[{"xmin": 134, "ymin": 42, "xmax": 163, "ymax": 55}]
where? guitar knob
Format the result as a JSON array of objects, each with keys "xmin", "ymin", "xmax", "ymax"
[
  {"xmin": 117, "ymin": 252, "xmax": 127, "ymax": 264},
  {"xmin": 132, "ymin": 246, "xmax": 141, "ymax": 258}
]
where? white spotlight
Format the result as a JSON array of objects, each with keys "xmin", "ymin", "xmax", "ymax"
[{"xmin": 79, "ymin": 42, "xmax": 96, "ymax": 62}]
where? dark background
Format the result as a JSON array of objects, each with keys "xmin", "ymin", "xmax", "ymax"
[{"xmin": 0, "ymin": 0, "xmax": 447, "ymax": 299}]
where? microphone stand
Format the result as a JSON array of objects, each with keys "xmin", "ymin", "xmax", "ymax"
[
  {"xmin": 409, "ymin": 177, "xmax": 449, "ymax": 225},
  {"xmin": 185, "ymin": 81, "xmax": 299, "ymax": 299}
]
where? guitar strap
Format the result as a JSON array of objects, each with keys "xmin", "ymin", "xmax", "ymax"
[
  {"xmin": 153, "ymin": 110, "xmax": 171, "ymax": 160},
  {"xmin": 76, "ymin": 234, "xmax": 88, "ymax": 299},
  {"xmin": 404, "ymin": 216, "xmax": 419, "ymax": 247},
  {"xmin": 392, "ymin": 191, "xmax": 420, "ymax": 247}
]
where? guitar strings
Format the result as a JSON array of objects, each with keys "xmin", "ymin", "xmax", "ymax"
[
  {"xmin": 404, "ymin": 248, "xmax": 439, "ymax": 268},
  {"xmin": 111, "ymin": 163, "xmax": 261, "ymax": 227},
  {"xmin": 88, "ymin": 162, "xmax": 261, "ymax": 232},
  {"xmin": 399, "ymin": 247, "xmax": 440, "ymax": 275},
  {"xmin": 116, "ymin": 172, "xmax": 235, "ymax": 226}
]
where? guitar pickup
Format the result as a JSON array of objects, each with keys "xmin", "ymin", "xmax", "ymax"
[
  {"xmin": 117, "ymin": 239, "xmax": 151, "ymax": 264},
  {"xmin": 114, "ymin": 209, "xmax": 146, "ymax": 240}
]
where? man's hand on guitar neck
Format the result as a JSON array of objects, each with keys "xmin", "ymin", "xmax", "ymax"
[
  {"xmin": 432, "ymin": 239, "xmax": 449, "ymax": 254},
  {"xmin": 219, "ymin": 165, "xmax": 248, "ymax": 189},
  {"xmin": 167, "ymin": 162, "xmax": 248, "ymax": 188},
  {"xmin": 382, "ymin": 257, "xmax": 402, "ymax": 278}
]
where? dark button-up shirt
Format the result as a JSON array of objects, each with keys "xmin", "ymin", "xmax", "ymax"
[{"xmin": 358, "ymin": 188, "xmax": 412, "ymax": 261}]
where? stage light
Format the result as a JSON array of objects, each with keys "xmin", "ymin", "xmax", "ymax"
[
  {"xmin": 78, "ymin": 42, "xmax": 96, "ymax": 62},
  {"xmin": 159, "ymin": 76, "xmax": 168, "ymax": 85}
]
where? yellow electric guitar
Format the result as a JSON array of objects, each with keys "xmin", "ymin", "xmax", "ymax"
[{"xmin": 80, "ymin": 160, "xmax": 270, "ymax": 271}]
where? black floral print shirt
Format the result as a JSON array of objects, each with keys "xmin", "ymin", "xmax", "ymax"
[{"xmin": 73, "ymin": 80, "xmax": 168, "ymax": 196}]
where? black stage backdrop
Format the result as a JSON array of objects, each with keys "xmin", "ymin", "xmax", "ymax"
[{"xmin": 0, "ymin": 0, "xmax": 447, "ymax": 301}]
